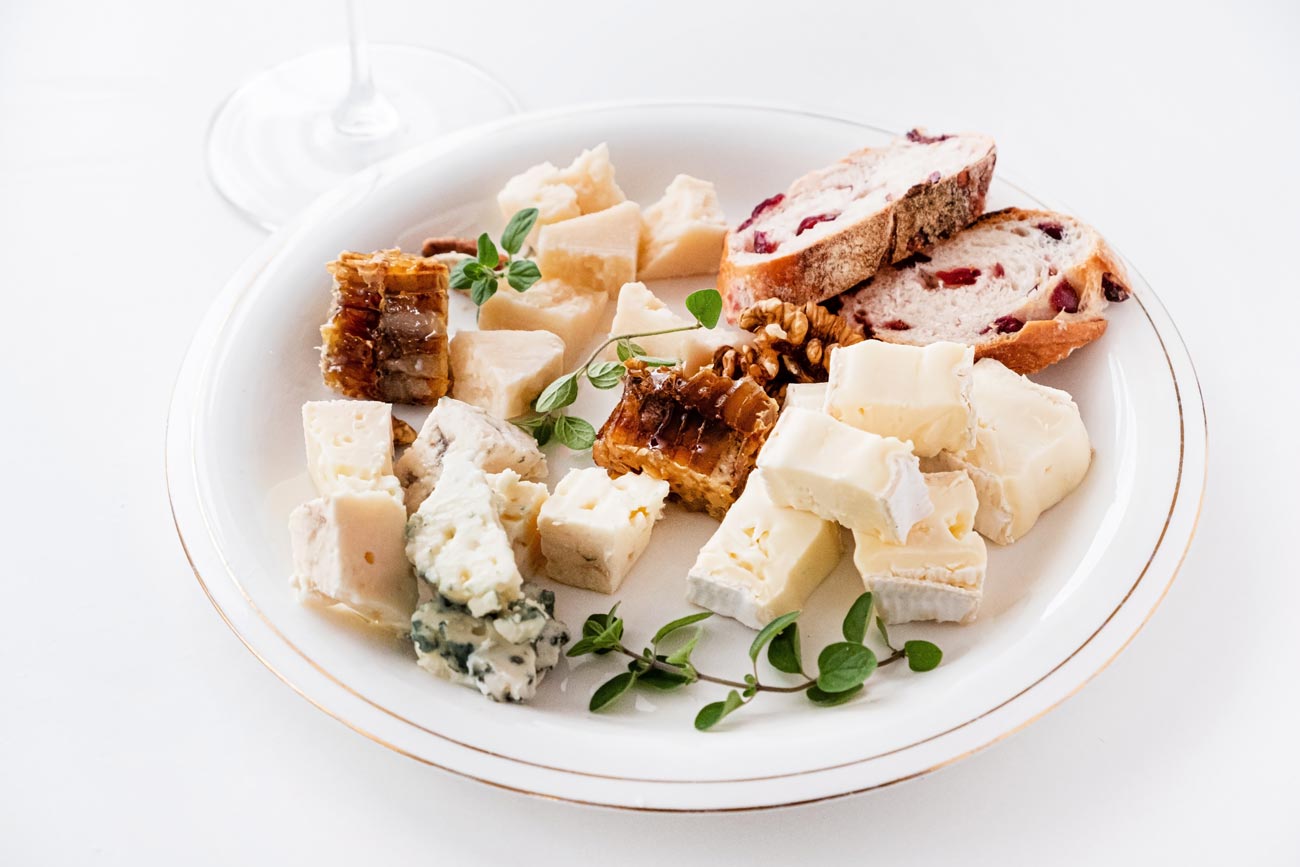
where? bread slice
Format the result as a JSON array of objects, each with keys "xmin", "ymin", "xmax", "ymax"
[
  {"xmin": 833, "ymin": 208, "xmax": 1132, "ymax": 374},
  {"xmin": 718, "ymin": 130, "xmax": 996, "ymax": 320}
]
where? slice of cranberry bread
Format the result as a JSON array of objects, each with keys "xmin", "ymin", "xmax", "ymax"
[
  {"xmin": 718, "ymin": 129, "xmax": 996, "ymax": 320},
  {"xmin": 833, "ymin": 208, "xmax": 1132, "ymax": 374}
]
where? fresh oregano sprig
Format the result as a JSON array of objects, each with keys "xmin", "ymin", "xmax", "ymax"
[
  {"xmin": 512, "ymin": 288, "xmax": 724, "ymax": 451},
  {"xmin": 447, "ymin": 208, "xmax": 543, "ymax": 306},
  {"xmin": 567, "ymin": 591, "xmax": 943, "ymax": 730}
]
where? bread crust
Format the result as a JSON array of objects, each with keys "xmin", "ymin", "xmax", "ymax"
[{"xmin": 719, "ymin": 142, "xmax": 996, "ymax": 320}]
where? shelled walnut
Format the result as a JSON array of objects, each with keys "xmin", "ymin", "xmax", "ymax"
[{"xmin": 713, "ymin": 298, "xmax": 864, "ymax": 398}]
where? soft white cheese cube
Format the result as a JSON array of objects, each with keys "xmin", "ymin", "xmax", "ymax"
[
  {"xmin": 537, "ymin": 201, "xmax": 641, "ymax": 296},
  {"xmin": 450, "ymin": 329, "xmax": 566, "ymax": 421},
  {"xmin": 488, "ymin": 469, "xmax": 549, "ymax": 578},
  {"xmin": 638, "ymin": 174, "xmax": 728, "ymax": 280},
  {"xmin": 853, "ymin": 471, "xmax": 986, "ymax": 624},
  {"xmin": 603, "ymin": 282, "xmax": 690, "ymax": 361},
  {"xmin": 782, "ymin": 382, "xmax": 828, "ymax": 412},
  {"xmin": 686, "ymin": 472, "xmax": 842, "ymax": 630},
  {"xmin": 756, "ymin": 408, "xmax": 931, "ymax": 542},
  {"xmin": 825, "ymin": 340, "xmax": 975, "ymax": 458},
  {"xmin": 478, "ymin": 278, "xmax": 608, "ymax": 368},
  {"xmin": 289, "ymin": 490, "xmax": 416, "ymax": 630},
  {"xmin": 678, "ymin": 325, "xmax": 755, "ymax": 375},
  {"xmin": 922, "ymin": 359, "xmax": 1092, "ymax": 544},
  {"xmin": 538, "ymin": 468, "xmax": 669, "ymax": 594},
  {"xmin": 301, "ymin": 400, "xmax": 402, "ymax": 503}
]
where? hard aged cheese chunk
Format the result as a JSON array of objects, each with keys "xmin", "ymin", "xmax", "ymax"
[
  {"xmin": 537, "ymin": 201, "xmax": 641, "ymax": 296},
  {"xmin": 686, "ymin": 472, "xmax": 842, "ymax": 630},
  {"xmin": 603, "ymin": 282, "xmax": 689, "ymax": 361},
  {"xmin": 853, "ymin": 471, "xmax": 986, "ymax": 624},
  {"xmin": 638, "ymin": 174, "xmax": 729, "ymax": 280},
  {"xmin": 394, "ymin": 397, "xmax": 546, "ymax": 514},
  {"xmin": 755, "ymin": 408, "xmax": 932, "ymax": 542},
  {"xmin": 782, "ymin": 382, "xmax": 828, "ymax": 412},
  {"xmin": 554, "ymin": 143, "xmax": 627, "ymax": 214},
  {"xmin": 289, "ymin": 491, "xmax": 416, "ymax": 630},
  {"xmin": 411, "ymin": 584, "xmax": 570, "ymax": 703},
  {"xmin": 301, "ymin": 400, "xmax": 403, "ymax": 503},
  {"xmin": 678, "ymin": 324, "xmax": 755, "ymax": 375},
  {"xmin": 497, "ymin": 143, "xmax": 627, "ymax": 243},
  {"xmin": 450, "ymin": 329, "xmax": 566, "ymax": 421},
  {"xmin": 488, "ymin": 469, "xmax": 549, "ymax": 578},
  {"xmin": 477, "ymin": 278, "xmax": 608, "ymax": 368},
  {"xmin": 825, "ymin": 340, "xmax": 976, "ymax": 458},
  {"xmin": 921, "ymin": 359, "xmax": 1092, "ymax": 544},
  {"xmin": 537, "ymin": 467, "xmax": 669, "ymax": 594},
  {"xmin": 406, "ymin": 456, "xmax": 522, "ymax": 616}
]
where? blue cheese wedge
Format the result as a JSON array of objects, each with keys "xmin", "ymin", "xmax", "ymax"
[
  {"xmin": 301, "ymin": 399, "xmax": 403, "ymax": 503},
  {"xmin": 411, "ymin": 584, "xmax": 570, "ymax": 703},
  {"xmin": 685, "ymin": 472, "xmax": 842, "ymax": 629},
  {"xmin": 853, "ymin": 471, "xmax": 986, "ymax": 624}
]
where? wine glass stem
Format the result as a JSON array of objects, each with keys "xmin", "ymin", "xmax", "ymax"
[{"xmin": 332, "ymin": 0, "xmax": 400, "ymax": 139}]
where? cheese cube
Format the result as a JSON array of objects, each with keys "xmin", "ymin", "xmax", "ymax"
[
  {"xmin": 537, "ymin": 201, "xmax": 641, "ymax": 296},
  {"xmin": 538, "ymin": 468, "xmax": 669, "ymax": 594},
  {"xmin": 478, "ymin": 278, "xmax": 608, "ymax": 367},
  {"xmin": 782, "ymin": 382, "xmax": 828, "ymax": 412},
  {"xmin": 489, "ymin": 469, "xmax": 549, "ymax": 578},
  {"xmin": 289, "ymin": 491, "xmax": 416, "ymax": 630},
  {"xmin": 496, "ymin": 144, "xmax": 627, "ymax": 245},
  {"xmin": 638, "ymin": 175, "xmax": 728, "ymax": 280},
  {"xmin": 450, "ymin": 330, "xmax": 566, "ymax": 421},
  {"xmin": 756, "ymin": 408, "xmax": 931, "ymax": 542},
  {"xmin": 603, "ymin": 282, "xmax": 690, "ymax": 361},
  {"xmin": 686, "ymin": 472, "xmax": 842, "ymax": 630},
  {"xmin": 678, "ymin": 324, "xmax": 755, "ymax": 375},
  {"xmin": 922, "ymin": 359, "xmax": 1092, "ymax": 544},
  {"xmin": 301, "ymin": 400, "xmax": 402, "ymax": 503},
  {"xmin": 825, "ymin": 340, "xmax": 975, "ymax": 458},
  {"xmin": 406, "ymin": 455, "xmax": 522, "ymax": 616},
  {"xmin": 555, "ymin": 143, "xmax": 627, "ymax": 214},
  {"xmin": 853, "ymin": 471, "xmax": 986, "ymax": 624}
]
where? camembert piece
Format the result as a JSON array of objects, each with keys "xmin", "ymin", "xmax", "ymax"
[
  {"xmin": 686, "ymin": 472, "xmax": 842, "ymax": 630},
  {"xmin": 477, "ymin": 278, "xmax": 607, "ymax": 367},
  {"xmin": 289, "ymin": 491, "xmax": 416, "ymax": 630},
  {"xmin": 536, "ymin": 201, "xmax": 641, "ymax": 296},
  {"xmin": 301, "ymin": 400, "xmax": 402, "ymax": 503},
  {"xmin": 756, "ymin": 408, "xmax": 931, "ymax": 542},
  {"xmin": 853, "ymin": 471, "xmax": 986, "ymax": 625},
  {"xmin": 922, "ymin": 359, "xmax": 1092, "ymax": 544},
  {"xmin": 497, "ymin": 143, "xmax": 626, "ymax": 243},
  {"xmin": 638, "ymin": 174, "xmax": 728, "ymax": 280},
  {"xmin": 537, "ymin": 467, "xmax": 669, "ymax": 594},
  {"xmin": 450, "ymin": 329, "xmax": 565, "ymax": 421},
  {"xmin": 489, "ymin": 469, "xmax": 549, "ymax": 578},
  {"xmin": 824, "ymin": 340, "xmax": 975, "ymax": 458},
  {"xmin": 782, "ymin": 382, "xmax": 827, "ymax": 412},
  {"xmin": 406, "ymin": 455, "xmax": 522, "ymax": 616},
  {"xmin": 395, "ymin": 397, "xmax": 547, "ymax": 514},
  {"xmin": 604, "ymin": 282, "xmax": 689, "ymax": 361}
]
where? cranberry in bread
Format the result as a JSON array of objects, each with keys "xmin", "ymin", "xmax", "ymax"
[
  {"xmin": 718, "ymin": 130, "xmax": 996, "ymax": 320},
  {"xmin": 833, "ymin": 208, "xmax": 1132, "ymax": 375}
]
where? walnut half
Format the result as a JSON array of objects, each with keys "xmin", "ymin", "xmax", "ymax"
[{"xmin": 714, "ymin": 299, "xmax": 864, "ymax": 398}]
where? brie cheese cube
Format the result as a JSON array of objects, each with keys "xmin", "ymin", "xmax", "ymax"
[
  {"xmin": 853, "ymin": 471, "xmax": 986, "ymax": 624},
  {"xmin": 478, "ymin": 278, "xmax": 608, "ymax": 367},
  {"xmin": 488, "ymin": 469, "xmax": 549, "ymax": 577},
  {"xmin": 603, "ymin": 282, "xmax": 689, "ymax": 361},
  {"xmin": 395, "ymin": 397, "xmax": 546, "ymax": 514},
  {"xmin": 538, "ymin": 467, "xmax": 669, "ymax": 594},
  {"xmin": 686, "ymin": 472, "xmax": 842, "ymax": 630},
  {"xmin": 825, "ymin": 340, "xmax": 975, "ymax": 458},
  {"xmin": 301, "ymin": 400, "xmax": 402, "ymax": 502},
  {"xmin": 638, "ymin": 174, "xmax": 728, "ymax": 280},
  {"xmin": 922, "ymin": 359, "xmax": 1092, "ymax": 544},
  {"xmin": 496, "ymin": 144, "xmax": 627, "ymax": 244},
  {"xmin": 289, "ymin": 491, "xmax": 415, "ymax": 630},
  {"xmin": 450, "ymin": 329, "xmax": 566, "ymax": 421},
  {"xmin": 406, "ymin": 455, "xmax": 522, "ymax": 616},
  {"xmin": 537, "ymin": 201, "xmax": 641, "ymax": 296},
  {"xmin": 756, "ymin": 408, "xmax": 931, "ymax": 542},
  {"xmin": 678, "ymin": 325, "xmax": 755, "ymax": 375},
  {"xmin": 782, "ymin": 382, "xmax": 828, "ymax": 412}
]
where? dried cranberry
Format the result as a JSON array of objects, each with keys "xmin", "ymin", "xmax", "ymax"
[
  {"xmin": 736, "ymin": 193, "xmax": 785, "ymax": 232},
  {"xmin": 1037, "ymin": 221, "xmax": 1064, "ymax": 241},
  {"xmin": 1050, "ymin": 279, "xmax": 1079, "ymax": 313},
  {"xmin": 1102, "ymin": 272, "xmax": 1130, "ymax": 302},
  {"xmin": 752, "ymin": 231, "xmax": 777, "ymax": 255},
  {"xmin": 927, "ymin": 171, "xmax": 941, "ymax": 183},
  {"xmin": 993, "ymin": 263, "xmax": 1005, "ymax": 278},
  {"xmin": 893, "ymin": 251, "xmax": 932, "ymax": 270},
  {"xmin": 882, "ymin": 319, "xmax": 911, "ymax": 330},
  {"xmin": 993, "ymin": 315, "xmax": 1024, "ymax": 334},
  {"xmin": 795, "ymin": 213, "xmax": 838, "ymax": 236},
  {"xmin": 935, "ymin": 267, "xmax": 981, "ymax": 286},
  {"xmin": 906, "ymin": 129, "xmax": 952, "ymax": 145}
]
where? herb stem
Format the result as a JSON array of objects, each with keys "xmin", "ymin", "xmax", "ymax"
[
  {"xmin": 579, "ymin": 323, "xmax": 704, "ymax": 372},
  {"xmin": 611, "ymin": 644, "xmax": 905, "ymax": 694}
]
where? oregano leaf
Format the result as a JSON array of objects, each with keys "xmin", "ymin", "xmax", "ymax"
[
  {"xmin": 694, "ymin": 690, "xmax": 744, "ymax": 731},
  {"xmin": 448, "ymin": 259, "xmax": 474, "ymax": 290},
  {"xmin": 500, "ymin": 207, "xmax": 539, "ymax": 256},
  {"xmin": 505, "ymin": 258, "xmax": 541, "ymax": 292},
  {"xmin": 749, "ymin": 611, "xmax": 800, "ymax": 661},
  {"xmin": 589, "ymin": 672, "xmax": 637, "ymax": 712},
  {"xmin": 685, "ymin": 288, "xmax": 723, "ymax": 328},
  {"xmin": 875, "ymin": 615, "xmax": 893, "ymax": 650},
  {"xmin": 904, "ymin": 640, "xmax": 943, "ymax": 672},
  {"xmin": 815, "ymin": 642, "xmax": 877, "ymax": 693},
  {"xmin": 807, "ymin": 683, "xmax": 864, "ymax": 706},
  {"xmin": 842, "ymin": 592, "xmax": 873, "ymax": 644},
  {"xmin": 533, "ymin": 373, "xmax": 578, "ymax": 413},
  {"xmin": 552, "ymin": 414, "xmax": 596, "ymax": 450},
  {"xmin": 586, "ymin": 361, "xmax": 627, "ymax": 389},
  {"xmin": 767, "ymin": 622, "xmax": 804, "ymax": 675},
  {"xmin": 476, "ymin": 232, "xmax": 499, "ymax": 268},
  {"xmin": 651, "ymin": 611, "xmax": 713, "ymax": 645},
  {"xmin": 470, "ymin": 275, "xmax": 498, "ymax": 307}
]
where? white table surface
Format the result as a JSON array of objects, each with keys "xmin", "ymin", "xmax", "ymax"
[{"xmin": 4, "ymin": 0, "xmax": 1298, "ymax": 862}]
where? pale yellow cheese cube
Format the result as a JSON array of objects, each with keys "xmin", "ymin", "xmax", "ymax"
[
  {"xmin": 496, "ymin": 144, "xmax": 627, "ymax": 245},
  {"xmin": 555, "ymin": 143, "xmax": 626, "ymax": 214},
  {"xmin": 537, "ymin": 201, "xmax": 641, "ymax": 296},
  {"xmin": 603, "ymin": 282, "xmax": 689, "ymax": 360},
  {"xmin": 638, "ymin": 175, "xmax": 728, "ymax": 280},
  {"xmin": 450, "ymin": 329, "xmax": 566, "ymax": 421},
  {"xmin": 478, "ymin": 278, "xmax": 608, "ymax": 367}
]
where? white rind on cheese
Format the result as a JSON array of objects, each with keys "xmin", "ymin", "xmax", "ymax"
[
  {"xmin": 782, "ymin": 382, "xmax": 828, "ymax": 412},
  {"xmin": 496, "ymin": 143, "xmax": 626, "ymax": 244},
  {"xmin": 536, "ymin": 201, "xmax": 641, "ymax": 296},
  {"xmin": 756, "ymin": 408, "xmax": 932, "ymax": 542},
  {"xmin": 603, "ymin": 282, "xmax": 689, "ymax": 361},
  {"xmin": 488, "ymin": 469, "xmax": 549, "ymax": 578},
  {"xmin": 685, "ymin": 472, "xmax": 842, "ymax": 630},
  {"xmin": 450, "ymin": 329, "xmax": 566, "ymax": 421},
  {"xmin": 638, "ymin": 174, "xmax": 728, "ymax": 280},
  {"xmin": 868, "ymin": 575, "xmax": 982, "ymax": 625},
  {"xmin": 478, "ymin": 278, "xmax": 607, "ymax": 368},
  {"xmin": 301, "ymin": 400, "xmax": 402, "ymax": 503}
]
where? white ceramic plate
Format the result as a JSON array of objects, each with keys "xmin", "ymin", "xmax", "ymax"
[{"xmin": 168, "ymin": 102, "xmax": 1206, "ymax": 812}]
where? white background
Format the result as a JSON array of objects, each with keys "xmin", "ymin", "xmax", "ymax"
[{"xmin": 3, "ymin": 0, "xmax": 1298, "ymax": 863}]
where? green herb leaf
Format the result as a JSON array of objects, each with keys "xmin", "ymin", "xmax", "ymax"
[
  {"xmin": 903, "ymin": 640, "xmax": 943, "ymax": 672},
  {"xmin": 637, "ymin": 356, "xmax": 679, "ymax": 367},
  {"xmin": 589, "ymin": 671, "xmax": 637, "ymax": 712},
  {"xmin": 505, "ymin": 258, "xmax": 541, "ymax": 292},
  {"xmin": 448, "ymin": 259, "xmax": 474, "ymax": 290},
  {"xmin": 565, "ymin": 637, "xmax": 597, "ymax": 657},
  {"xmin": 874, "ymin": 615, "xmax": 893, "ymax": 650},
  {"xmin": 663, "ymin": 630, "xmax": 702, "ymax": 666},
  {"xmin": 694, "ymin": 690, "xmax": 744, "ymax": 731},
  {"xmin": 651, "ymin": 611, "xmax": 713, "ymax": 645},
  {"xmin": 532, "ymin": 417, "xmax": 554, "ymax": 446},
  {"xmin": 476, "ymin": 232, "xmax": 499, "ymax": 269},
  {"xmin": 615, "ymin": 339, "xmax": 634, "ymax": 362},
  {"xmin": 767, "ymin": 622, "xmax": 804, "ymax": 675},
  {"xmin": 842, "ymin": 592, "xmax": 873, "ymax": 644},
  {"xmin": 500, "ymin": 207, "xmax": 539, "ymax": 256},
  {"xmin": 816, "ymin": 642, "xmax": 878, "ymax": 693},
  {"xmin": 749, "ymin": 611, "xmax": 801, "ymax": 661},
  {"xmin": 685, "ymin": 288, "xmax": 723, "ymax": 329},
  {"xmin": 807, "ymin": 683, "xmax": 864, "ymax": 706},
  {"xmin": 470, "ymin": 275, "xmax": 498, "ymax": 306},
  {"xmin": 552, "ymin": 414, "xmax": 596, "ymax": 450},
  {"xmin": 638, "ymin": 662, "xmax": 695, "ymax": 691},
  {"xmin": 534, "ymin": 373, "xmax": 579, "ymax": 413},
  {"xmin": 586, "ymin": 361, "xmax": 627, "ymax": 390}
]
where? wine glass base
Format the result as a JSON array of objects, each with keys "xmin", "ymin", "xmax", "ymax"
[{"xmin": 206, "ymin": 44, "xmax": 520, "ymax": 230}]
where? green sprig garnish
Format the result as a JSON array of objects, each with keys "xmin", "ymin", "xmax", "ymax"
[
  {"xmin": 566, "ymin": 592, "xmax": 943, "ymax": 731},
  {"xmin": 448, "ymin": 208, "xmax": 543, "ymax": 306}
]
